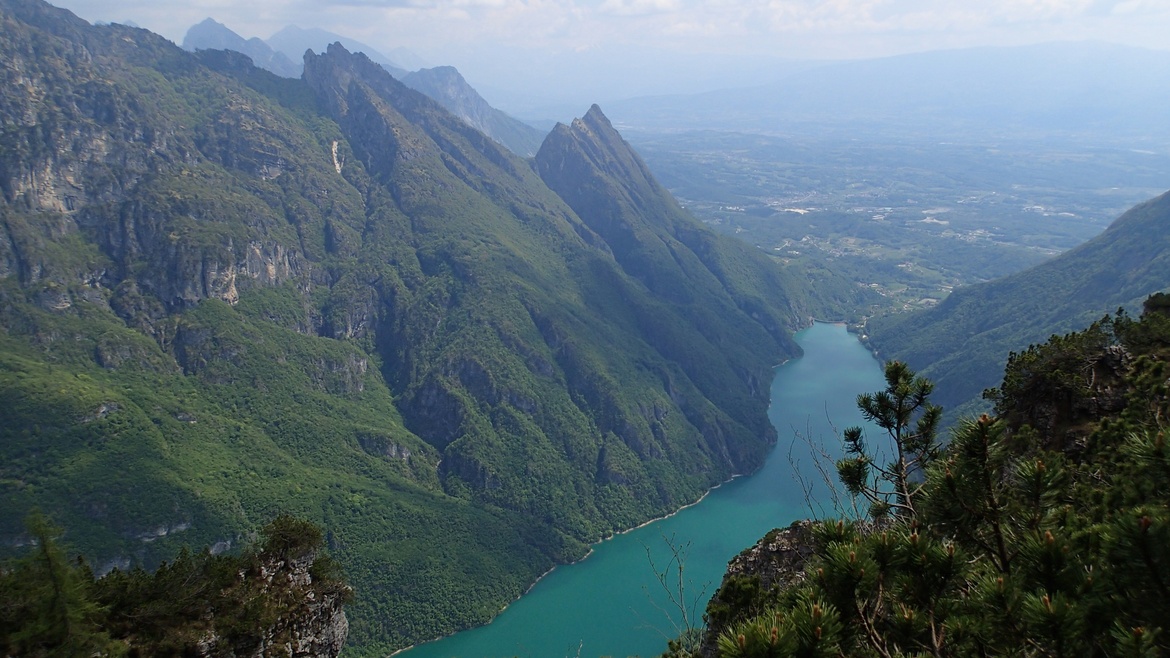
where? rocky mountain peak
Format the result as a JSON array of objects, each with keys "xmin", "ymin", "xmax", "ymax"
[
  {"xmin": 417, "ymin": 65, "xmax": 462, "ymax": 83},
  {"xmin": 538, "ymin": 104, "xmax": 668, "ymax": 215},
  {"xmin": 181, "ymin": 16, "xmax": 300, "ymax": 77},
  {"xmin": 582, "ymin": 103, "xmax": 612, "ymax": 129},
  {"xmin": 301, "ymin": 42, "xmax": 372, "ymax": 117},
  {"xmin": 181, "ymin": 18, "xmax": 238, "ymax": 50},
  {"xmin": 303, "ymin": 42, "xmax": 405, "ymax": 99},
  {"xmin": 561, "ymin": 104, "xmax": 619, "ymax": 145},
  {"xmin": 267, "ymin": 24, "xmax": 407, "ymax": 77},
  {"xmin": 400, "ymin": 65, "xmax": 479, "ymax": 115}
]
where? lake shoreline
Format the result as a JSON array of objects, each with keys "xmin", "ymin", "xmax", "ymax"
[
  {"xmin": 391, "ymin": 473, "xmax": 745, "ymax": 657},
  {"xmin": 776, "ymin": 319, "xmax": 849, "ymax": 368}
]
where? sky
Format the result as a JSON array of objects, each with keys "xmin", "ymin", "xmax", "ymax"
[{"xmin": 44, "ymin": 0, "xmax": 1170, "ymax": 113}]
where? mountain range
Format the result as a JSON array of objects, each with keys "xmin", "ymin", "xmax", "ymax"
[
  {"xmin": 266, "ymin": 25, "xmax": 409, "ymax": 78},
  {"xmin": 0, "ymin": 0, "xmax": 866, "ymax": 654},
  {"xmin": 181, "ymin": 19, "xmax": 410, "ymax": 78},
  {"xmin": 181, "ymin": 18, "xmax": 542, "ymax": 157},
  {"xmin": 181, "ymin": 18, "xmax": 301, "ymax": 78}
]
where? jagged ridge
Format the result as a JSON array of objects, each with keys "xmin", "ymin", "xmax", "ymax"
[{"xmin": 182, "ymin": 18, "xmax": 301, "ymax": 78}]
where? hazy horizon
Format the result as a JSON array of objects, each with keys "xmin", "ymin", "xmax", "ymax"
[{"xmin": 40, "ymin": 0, "xmax": 1170, "ymax": 117}]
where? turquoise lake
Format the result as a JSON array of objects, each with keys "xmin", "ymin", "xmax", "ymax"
[{"xmin": 399, "ymin": 322, "xmax": 886, "ymax": 658}]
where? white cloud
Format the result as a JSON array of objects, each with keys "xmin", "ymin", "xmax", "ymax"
[
  {"xmin": 599, "ymin": 0, "xmax": 679, "ymax": 16},
  {"xmin": 47, "ymin": 0, "xmax": 1170, "ymax": 56}
]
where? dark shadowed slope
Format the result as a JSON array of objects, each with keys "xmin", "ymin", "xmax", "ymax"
[{"xmin": 536, "ymin": 105, "xmax": 869, "ymax": 334}]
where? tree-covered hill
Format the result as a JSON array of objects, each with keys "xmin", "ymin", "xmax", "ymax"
[
  {"xmin": 0, "ymin": 0, "xmax": 863, "ymax": 653},
  {"xmin": 865, "ymin": 189, "xmax": 1170, "ymax": 417}
]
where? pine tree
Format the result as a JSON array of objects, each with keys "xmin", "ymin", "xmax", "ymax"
[
  {"xmin": 836, "ymin": 361, "xmax": 942, "ymax": 520},
  {"xmin": 0, "ymin": 512, "xmax": 122, "ymax": 657}
]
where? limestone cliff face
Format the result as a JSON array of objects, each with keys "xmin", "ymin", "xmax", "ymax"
[{"xmin": 0, "ymin": 3, "xmax": 314, "ymax": 316}]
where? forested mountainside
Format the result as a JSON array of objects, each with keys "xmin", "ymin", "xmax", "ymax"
[
  {"xmin": 865, "ymin": 189, "xmax": 1170, "ymax": 417},
  {"xmin": 693, "ymin": 295, "xmax": 1170, "ymax": 657},
  {"xmin": 0, "ymin": 0, "xmax": 865, "ymax": 653}
]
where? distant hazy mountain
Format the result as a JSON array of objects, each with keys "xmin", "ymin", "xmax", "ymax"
[
  {"xmin": 866, "ymin": 190, "xmax": 1170, "ymax": 416},
  {"xmin": 181, "ymin": 18, "xmax": 300, "ymax": 78},
  {"xmin": 267, "ymin": 25, "xmax": 408, "ymax": 77},
  {"xmin": 609, "ymin": 42, "xmax": 1170, "ymax": 140},
  {"xmin": 402, "ymin": 66, "xmax": 544, "ymax": 156}
]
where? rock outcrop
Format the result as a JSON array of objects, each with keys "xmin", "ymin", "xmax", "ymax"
[
  {"xmin": 194, "ymin": 551, "xmax": 350, "ymax": 658},
  {"xmin": 698, "ymin": 521, "xmax": 818, "ymax": 657}
]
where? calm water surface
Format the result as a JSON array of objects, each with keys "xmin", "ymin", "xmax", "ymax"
[{"xmin": 400, "ymin": 322, "xmax": 885, "ymax": 658}]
